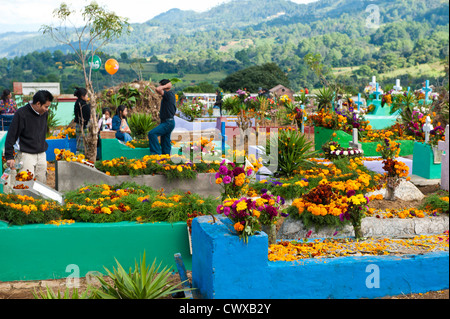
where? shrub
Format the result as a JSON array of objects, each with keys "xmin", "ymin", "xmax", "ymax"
[
  {"xmin": 128, "ymin": 113, "xmax": 156, "ymax": 139},
  {"xmin": 266, "ymin": 128, "xmax": 317, "ymax": 177}
]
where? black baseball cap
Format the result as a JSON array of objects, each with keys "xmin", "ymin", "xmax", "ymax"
[{"xmin": 159, "ymin": 79, "xmax": 171, "ymax": 85}]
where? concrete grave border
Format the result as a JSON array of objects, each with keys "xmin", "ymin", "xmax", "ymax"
[{"xmin": 55, "ymin": 161, "xmax": 221, "ymax": 198}]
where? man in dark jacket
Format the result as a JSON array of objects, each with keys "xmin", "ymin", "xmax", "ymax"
[
  {"xmin": 4, "ymin": 90, "xmax": 53, "ymax": 185},
  {"xmin": 148, "ymin": 79, "xmax": 177, "ymax": 155}
]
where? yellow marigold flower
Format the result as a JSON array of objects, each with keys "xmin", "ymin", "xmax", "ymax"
[
  {"xmin": 216, "ymin": 178, "xmax": 223, "ymax": 184},
  {"xmin": 101, "ymin": 207, "xmax": 112, "ymax": 215},
  {"xmin": 236, "ymin": 200, "xmax": 247, "ymax": 212},
  {"xmin": 255, "ymin": 198, "xmax": 267, "ymax": 207}
]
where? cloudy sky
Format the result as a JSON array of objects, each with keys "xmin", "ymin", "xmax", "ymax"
[{"xmin": 0, "ymin": 0, "xmax": 318, "ymax": 32}]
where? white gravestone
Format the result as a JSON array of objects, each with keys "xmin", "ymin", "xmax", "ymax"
[
  {"xmin": 393, "ymin": 79, "xmax": 402, "ymax": 92},
  {"xmin": 423, "ymin": 116, "xmax": 433, "ymax": 144},
  {"xmin": 349, "ymin": 128, "xmax": 362, "ymax": 150},
  {"xmin": 369, "ymin": 76, "xmax": 377, "ymax": 88},
  {"xmin": 438, "ymin": 125, "xmax": 449, "ymax": 191}
]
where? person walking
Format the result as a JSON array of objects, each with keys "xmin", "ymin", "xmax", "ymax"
[
  {"xmin": 73, "ymin": 87, "xmax": 91, "ymax": 154},
  {"xmin": 4, "ymin": 90, "xmax": 53, "ymax": 185},
  {"xmin": 214, "ymin": 89, "xmax": 223, "ymax": 116},
  {"xmin": 148, "ymin": 79, "xmax": 176, "ymax": 155}
]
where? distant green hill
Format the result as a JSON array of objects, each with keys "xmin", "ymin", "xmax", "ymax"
[{"xmin": 0, "ymin": 0, "xmax": 448, "ymax": 93}]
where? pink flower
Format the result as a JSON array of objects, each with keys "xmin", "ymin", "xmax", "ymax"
[{"xmin": 223, "ymin": 176, "xmax": 232, "ymax": 184}]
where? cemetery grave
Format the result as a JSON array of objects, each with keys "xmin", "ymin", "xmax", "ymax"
[{"xmin": 0, "ymin": 78, "xmax": 448, "ymax": 300}]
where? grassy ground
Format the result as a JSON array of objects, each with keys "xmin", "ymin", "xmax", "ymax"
[{"xmin": 333, "ymin": 61, "xmax": 446, "ymax": 80}]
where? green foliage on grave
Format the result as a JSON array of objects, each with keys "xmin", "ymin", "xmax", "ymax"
[
  {"xmin": 128, "ymin": 113, "xmax": 156, "ymax": 140},
  {"xmin": 420, "ymin": 192, "xmax": 449, "ymax": 214},
  {"xmin": 266, "ymin": 128, "xmax": 317, "ymax": 178},
  {"xmin": 0, "ymin": 182, "xmax": 219, "ymax": 225}
]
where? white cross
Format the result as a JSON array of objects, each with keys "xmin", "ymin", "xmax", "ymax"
[
  {"xmin": 349, "ymin": 128, "xmax": 362, "ymax": 150},
  {"xmin": 369, "ymin": 76, "xmax": 377, "ymax": 88},
  {"xmin": 423, "ymin": 116, "xmax": 433, "ymax": 144},
  {"xmin": 438, "ymin": 125, "xmax": 449, "ymax": 191},
  {"xmin": 393, "ymin": 79, "xmax": 402, "ymax": 92}
]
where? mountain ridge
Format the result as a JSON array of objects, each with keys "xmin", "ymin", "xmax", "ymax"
[{"xmin": 0, "ymin": 0, "xmax": 448, "ymax": 60}]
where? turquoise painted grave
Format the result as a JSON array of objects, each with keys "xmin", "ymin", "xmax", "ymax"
[{"xmin": 412, "ymin": 142, "xmax": 442, "ymax": 179}]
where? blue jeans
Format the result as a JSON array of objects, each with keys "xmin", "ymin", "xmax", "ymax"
[
  {"xmin": 116, "ymin": 132, "xmax": 132, "ymax": 143},
  {"xmin": 148, "ymin": 119, "xmax": 175, "ymax": 155}
]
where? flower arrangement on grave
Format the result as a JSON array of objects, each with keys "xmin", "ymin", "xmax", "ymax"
[
  {"xmin": 0, "ymin": 194, "xmax": 62, "ymax": 225},
  {"xmin": 47, "ymin": 127, "xmax": 76, "ymax": 140},
  {"xmin": 308, "ymin": 109, "xmax": 370, "ymax": 135},
  {"xmin": 321, "ymin": 141, "xmax": 363, "ymax": 160},
  {"xmin": 376, "ymin": 138, "xmax": 409, "ymax": 201},
  {"xmin": 15, "ymin": 170, "xmax": 35, "ymax": 182},
  {"xmin": 125, "ymin": 139, "xmax": 149, "ymax": 149},
  {"xmin": 186, "ymin": 211, "xmax": 205, "ymax": 234},
  {"xmin": 279, "ymin": 95, "xmax": 291, "ymax": 106},
  {"xmin": 429, "ymin": 125, "xmax": 446, "ymax": 147},
  {"xmin": 308, "ymin": 110, "xmax": 348, "ymax": 130},
  {"xmin": 404, "ymin": 110, "xmax": 427, "ymax": 140},
  {"xmin": 216, "ymin": 197, "xmax": 261, "ymax": 243},
  {"xmin": 339, "ymin": 190, "xmax": 370, "ymax": 240},
  {"xmin": 335, "ymin": 106, "xmax": 370, "ymax": 132},
  {"xmin": 290, "ymin": 182, "xmax": 349, "ymax": 231},
  {"xmin": 255, "ymin": 189, "xmax": 289, "ymax": 245},
  {"xmin": 61, "ymin": 183, "xmax": 219, "ymax": 224},
  {"xmin": 182, "ymin": 137, "xmax": 218, "ymax": 162},
  {"xmin": 215, "ymin": 161, "xmax": 254, "ymax": 201},
  {"xmin": 293, "ymin": 106, "xmax": 307, "ymax": 129},
  {"xmin": 236, "ymin": 89, "xmax": 251, "ymax": 102},
  {"xmin": 178, "ymin": 101, "xmax": 205, "ymax": 121},
  {"xmin": 95, "ymin": 154, "xmax": 207, "ymax": 180},
  {"xmin": 361, "ymin": 123, "xmax": 417, "ymax": 143},
  {"xmin": 420, "ymin": 192, "xmax": 449, "ymax": 215},
  {"xmin": 381, "ymin": 92, "xmax": 392, "ymax": 107},
  {"xmin": 54, "ymin": 149, "xmax": 95, "ymax": 168}
]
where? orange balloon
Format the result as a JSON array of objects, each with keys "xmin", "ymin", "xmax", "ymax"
[{"xmin": 105, "ymin": 58, "xmax": 119, "ymax": 75}]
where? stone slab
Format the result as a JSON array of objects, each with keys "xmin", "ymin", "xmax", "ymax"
[
  {"xmin": 55, "ymin": 160, "xmax": 221, "ymax": 198},
  {"xmin": 366, "ymin": 179, "xmax": 425, "ymax": 201},
  {"xmin": 409, "ymin": 174, "xmax": 441, "ymax": 186},
  {"xmin": 278, "ymin": 215, "xmax": 449, "ymax": 240}
]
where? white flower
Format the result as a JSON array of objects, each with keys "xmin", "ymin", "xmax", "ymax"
[
  {"xmin": 335, "ymin": 151, "xmax": 341, "ymax": 155},
  {"xmin": 343, "ymin": 151, "xmax": 348, "ymax": 156},
  {"xmin": 349, "ymin": 150, "xmax": 354, "ymax": 155}
]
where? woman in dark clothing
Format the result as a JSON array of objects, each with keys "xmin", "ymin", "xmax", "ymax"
[{"xmin": 73, "ymin": 87, "xmax": 91, "ymax": 154}]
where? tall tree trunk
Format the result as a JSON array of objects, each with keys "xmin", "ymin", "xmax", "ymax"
[{"xmin": 85, "ymin": 84, "xmax": 99, "ymax": 162}]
